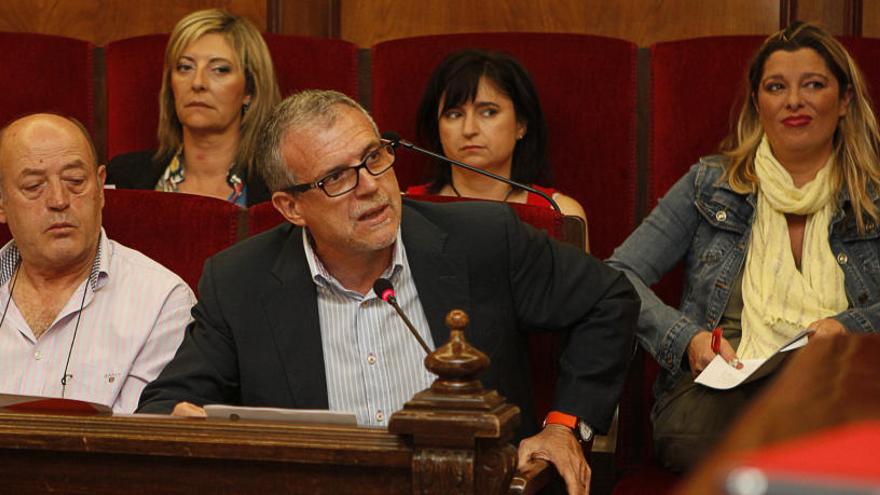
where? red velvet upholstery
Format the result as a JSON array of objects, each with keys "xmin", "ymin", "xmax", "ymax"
[
  {"xmin": 0, "ymin": 32, "xmax": 93, "ymax": 130},
  {"xmin": 105, "ymin": 33, "xmax": 359, "ymax": 159},
  {"xmin": 104, "ymin": 34, "xmax": 167, "ymax": 160},
  {"xmin": 0, "ymin": 190, "xmax": 243, "ymax": 296},
  {"xmin": 246, "ymin": 200, "xmax": 285, "ymax": 237},
  {"xmin": 614, "ymin": 36, "xmax": 766, "ymax": 495},
  {"xmin": 371, "ymin": 33, "xmax": 638, "ymax": 259},
  {"xmin": 649, "ymin": 36, "xmax": 765, "ymax": 211},
  {"xmin": 102, "ymin": 188, "xmax": 245, "ymax": 294},
  {"xmin": 840, "ymin": 37, "xmax": 880, "ymax": 111}
]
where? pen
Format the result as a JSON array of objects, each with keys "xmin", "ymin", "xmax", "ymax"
[{"xmin": 711, "ymin": 327, "xmax": 722, "ymax": 354}]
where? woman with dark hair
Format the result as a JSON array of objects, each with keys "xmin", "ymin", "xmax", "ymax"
[
  {"xmin": 608, "ymin": 21, "xmax": 880, "ymax": 471},
  {"xmin": 407, "ymin": 49, "xmax": 586, "ymax": 223},
  {"xmin": 107, "ymin": 9, "xmax": 281, "ymax": 206}
]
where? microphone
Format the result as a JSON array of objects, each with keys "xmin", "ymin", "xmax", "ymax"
[
  {"xmin": 373, "ymin": 278, "xmax": 432, "ymax": 355},
  {"xmin": 381, "ymin": 131, "xmax": 561, "ymax": 212}
]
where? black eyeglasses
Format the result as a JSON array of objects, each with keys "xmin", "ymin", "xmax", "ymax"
[{"xmin": 283, "ymin": 141, "xmax": 396, "ymax": 197}]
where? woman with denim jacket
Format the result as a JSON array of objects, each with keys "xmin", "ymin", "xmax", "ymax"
[{"xmin": 608, "ymin": 22, "xmax": 880, "ymax": 471}]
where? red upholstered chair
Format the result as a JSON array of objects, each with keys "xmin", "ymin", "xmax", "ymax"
[
  {"xmin": 841, "ymin": 37, "xmax": 880, "ymax": 111},
  {"xmin": 371, "ymin": 33, "xmax": 637, "ymax": 259},
  {"xmin": 246, "ymin": 200, "xmax": 285, "ymax": 237},
  {"xmin": 104, "ymin": 34, "xmax": 167, "ymax": 160},
  {"xmin": 613, "ymin": 36, "xmax": 765, "ymax": 495},
  {"xmin": 0, "ymin": 190, "xmax": 243, "ymax": 296},
  {"xmin": 0, "ymin": 32, "xmax": 93, "ymax": 130},
  {"xmin": 105, "ymin": 33, "xmax": 358, "ymax": 159},
  {"xmin": 102, "ymin": 188, "xmax": 245, "ymax": 294}
]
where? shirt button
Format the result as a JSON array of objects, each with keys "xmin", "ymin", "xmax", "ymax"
[
  {"xmin": 33, "ymin": 351, "xmax": 42, "ymax": 360},
  {"xmin": 376, "ymin": 410, "xmax": 385, "ymax": 422},
  {"xmin": 367, "ymin": 353, "xmax": 377, "ymax": 365},
  {"xmin": 837, "ymin": 252, "xmax": 848, "ymax": 265},
  {"xmin": 715, "ymin": 210, "xmax": 727, "ymax": 222}
]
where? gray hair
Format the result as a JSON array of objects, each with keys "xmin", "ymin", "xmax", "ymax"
[{"xmin": 259, "ymin": 89, "xmax": 379, "ymax": 191}]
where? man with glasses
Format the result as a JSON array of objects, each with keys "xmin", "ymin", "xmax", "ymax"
[{"xmin": 139, "ymin": 90, "xmax": 637, "ymax": 495}]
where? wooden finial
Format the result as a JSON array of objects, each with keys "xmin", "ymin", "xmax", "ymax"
[{"xmin": 424, "ymin": 309, "xmax": 489, "ymax": 394}]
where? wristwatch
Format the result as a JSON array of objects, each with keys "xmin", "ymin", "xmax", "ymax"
[{"xmin": 543, "ymin": 410, "xmax": 594, "ymax": 444}]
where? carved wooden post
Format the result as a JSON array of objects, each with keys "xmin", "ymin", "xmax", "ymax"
[{"xmin": 388, "ymin": 309, "xmax": 520, "ymax": 495}]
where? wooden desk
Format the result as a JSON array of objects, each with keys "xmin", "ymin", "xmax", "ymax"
[
  {"xmin": 0, "ymin": 412, "xmax": 413, "ymax": 493},
  {"xmin": 677, "ymin": 334, "xmax": 880, "ymax": 494},
  {"xmin": 0, "ymin": 310, "xmax": 549, "ymax": 494}
]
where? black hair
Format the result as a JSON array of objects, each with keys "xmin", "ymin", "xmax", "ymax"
[{"xmin": 415, "ymin": 49, "xmax": 552, "ymax": 193}]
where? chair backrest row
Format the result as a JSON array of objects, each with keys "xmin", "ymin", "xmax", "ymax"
[
  {"xmin": 3, "ymin": 31, "xmax": 880, "ymax": 263},
  {"xmin": 0, "ymin": 189, "xmax": 582, "ymax": 298}
]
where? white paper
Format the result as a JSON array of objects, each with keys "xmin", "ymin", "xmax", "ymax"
[
  {"xmin": 695, "ymin": 330, "xmax": 811, "ymax": 390},
  {"xmin": 204, "ymin": 404, "xmax": 357, "ymax": 425}
]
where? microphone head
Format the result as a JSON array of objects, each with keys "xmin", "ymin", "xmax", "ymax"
[
  {"xmin": 373, "ymin": 278, "xmax": 396, "ymax": 303},
  {"xmin": 380, "ymin": 131, "xmax": 401, "ymax": 148}
]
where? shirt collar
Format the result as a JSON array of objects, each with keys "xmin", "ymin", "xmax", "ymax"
[
  {"xmin": 302, "ymin": 227, "xmax": 404, "ymax": 296},
  {"xmin": 0, "ymin": 228, "xmax": 109, "ymax": 292}
]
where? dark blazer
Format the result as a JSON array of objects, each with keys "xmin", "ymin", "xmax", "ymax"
[
  {"xmin": 106, "ymin": 150, "xmax": 271, "ymax": 206},
  {"xmin": 138, "ymin": 199, "xmax": 638, "ymax": 438}
]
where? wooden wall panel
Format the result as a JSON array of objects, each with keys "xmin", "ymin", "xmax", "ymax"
[
  {"xmin": 0, "ymin": 0, "xmax": 266, "ymax": 46},
  {"xmin": 272, "ymin": 0, "xmax": 338, "ymax": 37},
  {"xmin": 864, "ymin": 0, "xmax": 880, "ymax": 37},
  {"xmin": 339, "ymin": 0, "xmax": 780, "ymax": 47},
  {"xmin": 797, "ymin": 0, "xmax": 846, "ymax": 34}
]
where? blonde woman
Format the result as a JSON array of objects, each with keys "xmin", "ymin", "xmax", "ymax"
[
  {"xmin": 608, "ymin": 22, "xmax": 880, "ymax": 471},
  {"xmin": 108, "ymin": 9, "xmax": 281, "ymax": 206}
]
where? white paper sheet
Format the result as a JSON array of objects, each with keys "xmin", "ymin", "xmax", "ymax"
[
  {"xmin": 203, "ymin": 404, "xmax": 357, "ymax": 425},
  {"xmin": 695, "ymin": 330, "xmax": 811, "ymax": 390}
]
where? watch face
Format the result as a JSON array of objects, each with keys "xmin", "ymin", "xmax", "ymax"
[{"xmin": 577, "ymin": 421, "xmax": 594, "ymax": 443}]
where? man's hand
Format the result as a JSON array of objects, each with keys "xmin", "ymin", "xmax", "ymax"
[
  {"xmin": 171, "ymin": 401, "xmax": 207, "ymax": 417},
  {"xmin": 687, "ymin": 330, "xmax": 741, "ymax": 378},
  {"xmin": 517, "ymin": 424, "xmax": 590, "ymax": 494},
  {"xmin": 807, "ymin": 318, "xmax": 847, "ymax": 339}
]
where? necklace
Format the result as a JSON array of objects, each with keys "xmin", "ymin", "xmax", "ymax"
[{"xmin": 449, "ymin": 181, "xmax": 517, "ymax": 202}]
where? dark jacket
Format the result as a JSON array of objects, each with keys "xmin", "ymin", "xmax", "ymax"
[{"xmin": 138, "ymin": 199, "xmax": 638, "ymax": 438}]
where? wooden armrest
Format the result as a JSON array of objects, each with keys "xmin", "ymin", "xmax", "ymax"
[{"xmin": 508, "ymin": 459, "xmax": 556, "ymax": 495}]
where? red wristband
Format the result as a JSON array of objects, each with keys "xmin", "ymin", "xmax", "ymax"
[{"xmin": 543, "ymin": 410, "xmax": 578, "ymax": 429}]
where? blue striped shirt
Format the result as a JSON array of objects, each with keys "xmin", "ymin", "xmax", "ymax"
[{"xmin": 302, "ymin": 229, "xmax": 436, "ymax": 427}]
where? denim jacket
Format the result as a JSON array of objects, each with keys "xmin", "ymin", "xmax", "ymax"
[{"xmin": 608, "ymin": 156, "xmax": 880, "ymax": 393}]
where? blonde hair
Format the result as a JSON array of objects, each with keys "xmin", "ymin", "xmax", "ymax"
[
  {"xmin": 721, "ymin": 21, "xmax": 880, "ymax": 233},
  {"xmin": 156, "ymin": 8, "xmax": 281, "ymax": 177}
]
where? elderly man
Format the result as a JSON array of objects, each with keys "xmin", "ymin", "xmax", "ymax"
[
  {"xmin": 139, "ymin": 91, "xmax": 637, "ymax": 494},
  {"xmin": 0, "ymin": 113, "xmax": 195, "ymax": 413}
]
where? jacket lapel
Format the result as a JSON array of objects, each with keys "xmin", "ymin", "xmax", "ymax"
[
  {"xmin": 401, "ymin": 202, "xmax": 472, "ymax": 348},
  {"xmin": 261, "ymin": 226, "xmax": 329, "ymax": 409}
]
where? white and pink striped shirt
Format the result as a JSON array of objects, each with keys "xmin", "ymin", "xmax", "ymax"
[{"xmin": 0, "ymin": 229, "xmax": 195, "ymax": 413}]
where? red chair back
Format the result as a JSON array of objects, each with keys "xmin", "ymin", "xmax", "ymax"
[
  {"xmin": 0, "ymin": 33, "xmax": 93, "ymax": 131},
  {"xmin": 102, "ymin": 189, "xmax": 245, "ymax": 294},
  {"xmin": 105, "ymin": 33, "xmax": 359, "ymax": 159},
  {"xmin": 371, "ymin": 32, "xmax": 637, "ymax": 259}
]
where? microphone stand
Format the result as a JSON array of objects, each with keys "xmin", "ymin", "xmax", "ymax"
[{"xmin": 384, "ymin": 133, "xmax": 561, "ymax": 213}]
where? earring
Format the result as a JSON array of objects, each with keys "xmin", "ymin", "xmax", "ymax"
[{"xmin": 242, "ymin": 102, "xmax": 251, "ymax": 115}]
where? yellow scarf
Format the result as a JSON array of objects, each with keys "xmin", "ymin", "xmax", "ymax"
[{"xmin": 739, "ymin": 136, "xmax": 848, "ymax": 359}]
